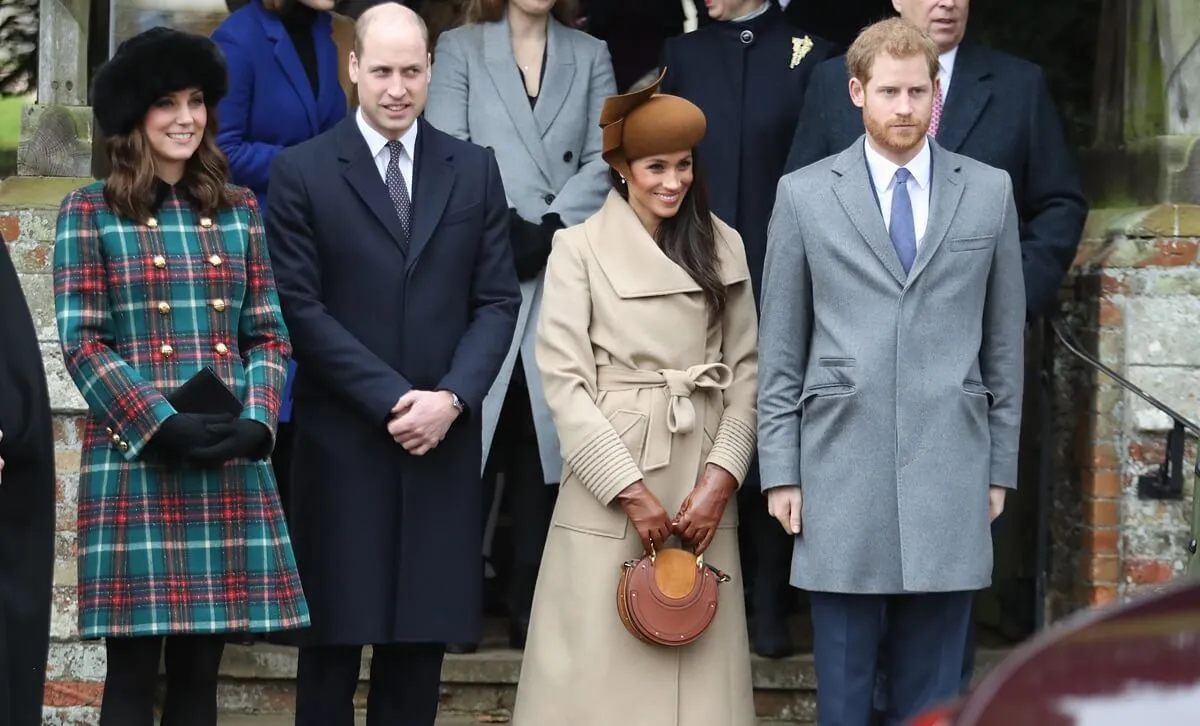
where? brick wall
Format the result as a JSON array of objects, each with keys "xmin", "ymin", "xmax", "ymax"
[{"xmin": 1052, "ymin": 205, "xmax": 1200, "ymax": 616}]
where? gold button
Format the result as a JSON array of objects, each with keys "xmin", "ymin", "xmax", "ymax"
[
  {"xmin": 146, "ymin": 217, "xmax": 158, "ymax": 228},
  {"xmin": 153, "ymin": 255, "xmax": 167, "ymax": 269},
  {"xmin": 215, "ymin": 342, "xmax": 229, "ymax": 356},
  {"xmin": 199, "ymin": 217, "xmax": 213, "ymax": 228},
  {"xmin": 160, "ymin": 344, "xmax": 174, "ymax": 358},
  {"xmin": 212, "ymin": 298, "xmax": 226, "ymax": 312},
  {"xmin": 105, "ymin": 426, "xmax": 114, "ymax": 435},
  {"xmin": 157, "ymin": 301, "xmax": 171, "ymax": 315},
  {"xmin": 209, "ymin": 255, "xmax": 222, "ymax": 267},
  {"xmin": 119, "ymin": 442, "xmax": 129, "ymax": 452},
  {"xmin": 111, "ymin": 434, "xmax": 121, "ymax": 444}
]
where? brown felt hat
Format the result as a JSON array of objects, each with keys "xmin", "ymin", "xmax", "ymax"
[{"xmin": 600, "ymin": 69, "xmax": 707, "ymax": 177}]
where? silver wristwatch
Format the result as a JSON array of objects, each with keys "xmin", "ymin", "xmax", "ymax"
[{"xmin": 446, "ymin": 390, "xmax": 465, "ymax": 414}]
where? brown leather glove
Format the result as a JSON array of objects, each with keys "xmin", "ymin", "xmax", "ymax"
[
  {"xmin": 673, "ymin": 464, "xmax": 738, "ymax": 555},
  {"xmin": 615, "ymin": 481, "xmax": 674, "ymax": 553}
]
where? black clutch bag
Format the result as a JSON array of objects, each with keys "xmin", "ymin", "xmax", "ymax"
[{"xmin": 167, "ymin": 366, "xmax": 243, "ymax": 416}]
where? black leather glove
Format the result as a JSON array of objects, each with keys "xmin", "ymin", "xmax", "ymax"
[
  {"xmin": 509, "ymin": 209, "xmax": 563, "ymax": 281},
  {"xmin": 615, "ymin": 480, "xmax": 674, "ymax": 553},
  {"xmin": 148, "ymin": 413, "xmax": 235, "ymax": 458},
  {"xmin": 188, "ymin": 419, "xmax": 272, "ymax": 464}
]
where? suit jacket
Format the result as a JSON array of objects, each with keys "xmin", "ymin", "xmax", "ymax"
[
  {"xmin": 660, "ymin": 3, "xmax": 834, "ymax": 302},
  {"xmin": 425, "ymin": 16, "xmax": 616, "ymax": 480},
  {"xmin": 785, "ymin": 45, "xmax": 1088, "ymax": 318},
  {"xmin": 265, "ymin": 117, "xmax": 521, "ymax": 645},
  {"xmin": 212, "ymin": 0, "xmax": 348, "ymax": 209},
  {"xmin": 757, "ymin": 138, "xmax": 1026, "ymax": 594}
]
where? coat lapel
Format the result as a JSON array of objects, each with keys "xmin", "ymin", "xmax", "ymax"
[
  {"xmin": 337, "ymin": 118, "xmax": 408, "ymax": 252},
  {"xmin": 586, "ymin": 191, "xmax": 750, "ymax": 299},
  {"xmin": 831, "ymin": 140, "xmax": 907, "ymax": 286},
  {"xmin": 905, "ymin": 141, "xmax": 965, "ymax": 284},
  {"xmin": 934, "ymin": 44, "xmax": 992, "ymax": 153},
  {"xmin": 532, "ymin": 19, "xmax": 576, "ymax": 138},
  {"xmin": 482, "ymin": 18, "xmax": 554, "ymax": 182},
  {"xmin": 258, "ymin": 6, "xmax": 319, "ymax": 134},
  {"xmin": 406, "ymin": 119, "xmax": 454, "ymax": 274}
]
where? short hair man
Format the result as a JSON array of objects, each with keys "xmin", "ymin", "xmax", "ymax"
[
  {"xmin": 785, "ymin": 0, "xmax": 1086, "ymax": 321},
  {"xmin": 265, "ymin": 4, "xmax": 521, "ymax": 725},
  {"xmin": 757, "ymin": 18, "xmax": 1025, "ymax": 725}
]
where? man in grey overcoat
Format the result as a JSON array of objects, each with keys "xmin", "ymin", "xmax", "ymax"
[{"xmin": 756, "ymin": 18, "xmax": 1025, "ymax": 726}]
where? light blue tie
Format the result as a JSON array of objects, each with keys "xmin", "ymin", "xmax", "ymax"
[{"xmin": 890, "ymin": 167, "xmax": 917, "ymax": 273}]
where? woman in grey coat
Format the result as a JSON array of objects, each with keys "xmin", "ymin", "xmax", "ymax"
[{"xmin": 425, "ymin": 0, "xmax": 616, "ymax": 649}]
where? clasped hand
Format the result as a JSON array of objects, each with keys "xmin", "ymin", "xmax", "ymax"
[
  {"xmin": 387, "ymin": 390, "xmax": 459, "ymax": 456},
  {"xmin": 617, "ymin": 464, "xmax": 738, "ymax": 555},
  {"xmin": 151, "ymin": 413, "xmax": 270, "ymax": 464}
]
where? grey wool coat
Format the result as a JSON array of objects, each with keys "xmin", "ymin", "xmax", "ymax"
[
  {"xmin": 756, "ymin": 138, "xmax": 1026, "ymax": 594},
  {"xmin": 426, "ymin": 16, "xmax": 616, "ymax": 480}
]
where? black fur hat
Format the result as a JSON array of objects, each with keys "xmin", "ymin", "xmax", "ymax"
[{"xmin": 92, "ymin": 27, "xmax": 228, "ymax": 137}]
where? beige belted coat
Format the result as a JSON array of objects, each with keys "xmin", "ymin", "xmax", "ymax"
[{"xmin": 512, "ymin": 191, "xmax": 759, "ymax": 726}]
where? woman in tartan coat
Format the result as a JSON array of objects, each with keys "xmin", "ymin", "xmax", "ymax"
[{"xmin": 52, "ymin": 28, "xmax": 308, "ymax": 726}]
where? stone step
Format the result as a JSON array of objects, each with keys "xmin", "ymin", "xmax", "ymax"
[
  {"xmin": 215, "ymin": 718, "xmax": 813, "ymax": 726},
  {"xmin": 208, "ymin": 643, "xmax": 1007, "ymax": 723}
]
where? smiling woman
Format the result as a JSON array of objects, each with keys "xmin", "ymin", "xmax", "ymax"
[{"xmin": 53, "ymin": 26, "xmax": 307, "ymax": 726}]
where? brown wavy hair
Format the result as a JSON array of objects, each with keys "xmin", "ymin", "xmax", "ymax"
[
  {"xmin": 103, "ymin": 109, "xmax": 239, "ymax": 222},
  {"xmin": 610, "ymin": 152, "xmax": 727, "ymax": 321},
  {"xmin": 468, "ymin": 0, "xmax": 579, "ymax": 26}
]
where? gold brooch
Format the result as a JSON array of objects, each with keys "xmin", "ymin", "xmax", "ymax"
[{"xmin": 790, "ymin": 36, "xmax": 814, "ymax": 69}]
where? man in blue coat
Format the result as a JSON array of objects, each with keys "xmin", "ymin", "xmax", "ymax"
[
  {"xmin": 660, "ymin": 0, "xmax": 834, "ymax": 659},
  {"xmin": 265, "ymin": 4, "xmax": 520, "ymax": 725}
]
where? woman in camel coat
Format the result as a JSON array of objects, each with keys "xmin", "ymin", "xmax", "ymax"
[{"xmin": 513, "ymin": 73, "xmax": 759, "ymax": 725}]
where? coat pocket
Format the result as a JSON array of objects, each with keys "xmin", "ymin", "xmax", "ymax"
[
  {"xmin": 947, "ymin": 236, "xmax": 993, "ymax": 252},
  {"xmin": 795, "ymin": 382, "xmax": 857, "ymax": 410},
  {"xmin": 962, "ymin": 379, "xmax": 995, "ymax": 407},
  {"xmin": 551, "ymin": 409, "xmax": 645, "ymax": 540}
]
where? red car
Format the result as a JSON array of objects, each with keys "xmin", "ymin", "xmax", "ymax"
[{"xmin": 911, "ymin": 576, "xmax": 1200, "ymax": 725}]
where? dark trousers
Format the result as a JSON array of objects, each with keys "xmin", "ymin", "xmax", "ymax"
[
  {"xmin": 482, "ymin": 357, "xmax": 553, "ymax": 626},
  {"xmin": 737, "ymin": 461, "xmax": 795, "ymax": 645},
  {"xmin": 295, "ymin": 643, "xmax": 445, "ymax": 726},
  {"xmin": 99, "ymin": 634, "xmax": 226, "ymax": 726},
  {"xmin": 809, "ymin": 590, "xmax": 974, "ymax": 726}
]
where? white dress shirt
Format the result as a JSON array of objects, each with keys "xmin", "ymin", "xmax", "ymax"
[
  {"xmin": 938, "ymin": 45, "xmax": 959, "ymax": 102},
  {"xmin": 864, "ymin": 136, "xmax": 932, "ymax": 245},
  {"xmin": 356, "ymin": 108, "xmax": 418, "ymax": 200}
]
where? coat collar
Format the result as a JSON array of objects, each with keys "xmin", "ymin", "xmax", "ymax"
[
  {"xmin": 934, "ymin": 43, "xmax": 993, "ymax": 153},
  {"xmin": 584, "ymin": 190, "xmax": 750, "ymax": 299},
  {"xmin": 481, "ymin": 16, "xmax": 575, "ymax": 182},
  {"xmin": 830, "ymin": 136, "xmax": 965, "ymax": 287}
]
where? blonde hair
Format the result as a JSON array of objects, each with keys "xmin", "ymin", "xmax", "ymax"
[{"xmin": 846, "ymin": 18, "xmax": 939, "ymax": 86}]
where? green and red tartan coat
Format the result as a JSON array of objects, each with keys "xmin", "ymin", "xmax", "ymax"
[{"xmin": 53, "ymin": 181, "xmax": 309, "ymax": 639}]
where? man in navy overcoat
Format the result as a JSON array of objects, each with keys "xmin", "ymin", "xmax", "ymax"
[{"xmin": 265, "ymin": 4, "xmax": 520, "ymax": 725}]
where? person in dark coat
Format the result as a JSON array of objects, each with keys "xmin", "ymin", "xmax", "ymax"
[
  {"xmin": 264, "ymin": 4, "xmax": 521, "ymax": 725},
  {"xmin": 784, "ymin": 0, "xmax": 1087, "ymax": 320},
  {"xmin": 0, "ymin": 235, "xmax": 56, "ymax": 726},
  {"xmin": 582, "ymin": 0, "xmax": 685, "ymax": 91},
  {"xmin": 659, "ymin": 0, "xmax": 833, "ymax": 659}
]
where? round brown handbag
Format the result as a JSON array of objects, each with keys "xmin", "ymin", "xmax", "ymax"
[{"xmin": 616, "ymin": 544, "xmax": 731, "ymax": 647}]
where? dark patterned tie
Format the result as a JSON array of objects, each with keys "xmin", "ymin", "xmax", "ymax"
[
  {"xmin": 890, "ymin": 167, "xmax": 917, "ymax": 274},
  {"xmin": 385, "ymin": 139, "xmax": 412, "ymax": 242}
]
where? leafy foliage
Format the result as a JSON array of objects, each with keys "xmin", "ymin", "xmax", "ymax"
[{"xmin": 0, "ymin": 0, "xmax": 37, "ymax": 96}]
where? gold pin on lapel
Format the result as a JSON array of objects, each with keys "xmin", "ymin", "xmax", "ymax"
[{"xmin": 790, "ymin": 36, "xmax": 814, "ymax": 69}]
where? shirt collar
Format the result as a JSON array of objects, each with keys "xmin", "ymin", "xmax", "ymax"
[
  {"xmin": 864, "ymin": 135, "xmax": 932, "ymax": 195},
  {"xmin": 356, "ymin": 108, "xmax": 420, "ymax": 160},
  {"xmin": 732, "ymin": 2, "xmax": 771, "ymax": 23},
  {"xmin": 939, "ymin": 45, "xmax": 959, "ymax": 77}
]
